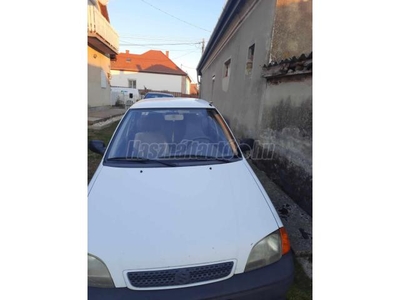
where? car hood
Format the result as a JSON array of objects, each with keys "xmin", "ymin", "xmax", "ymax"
[{"xmin": 88, "ymin": 160, "xmax": 280, "ymax": 288}]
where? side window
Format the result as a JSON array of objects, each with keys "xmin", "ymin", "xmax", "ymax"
[
  {"xmin": 246, "ymin": 44, "xmax": 255, "ymax": 75},
  {"xmin": 224, "ymin": 59, "xmax": 231, "ymax": 78},
  {"xmin": 212, "ymin": 111, "xmax": 238, "ymax": 156},
  {"xmin": 128, "ymin": 79, "xmax": 136, "ymax": 88}
]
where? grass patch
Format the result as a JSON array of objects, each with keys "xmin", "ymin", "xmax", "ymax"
[
  {"xmin": 287, "ymin": 255, "xmax": 312, "ymax": 300},
  {"xmin": 88, "ymin": 121, "xmax": 120, "ymax": 183},
  {"xmin": 87, "ymin": 122, "xmax": 312, "ymax": 299}
]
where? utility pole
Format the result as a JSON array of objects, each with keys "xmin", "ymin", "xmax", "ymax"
[{"xmin": 202, "ymin": 38, "xmax": 205, "ymax": 54}]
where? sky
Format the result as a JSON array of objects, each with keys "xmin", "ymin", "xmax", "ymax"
[{"xmin": 107, "ymin": 0, "xmax": 227, "ymax": 83}]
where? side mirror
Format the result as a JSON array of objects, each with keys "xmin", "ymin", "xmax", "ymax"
[
  {"xmin": 89, "ymin": 140, "xmax": 106, "ymax": 155},
  {"xmin": 239, "ymin": 138, "xmax": 255, "ymax": 153}
]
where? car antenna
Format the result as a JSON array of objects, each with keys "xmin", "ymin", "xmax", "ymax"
[{"xmin": 209, "ymin": 101, "xmax": 213, "ymax": 106}]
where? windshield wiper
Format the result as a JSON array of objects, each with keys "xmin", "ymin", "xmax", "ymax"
[
  {"xmin": 106, "ymin": 156, "xmax": 176, "ymax": 167},
  {"xmin": 159, "ymin": 154, "xmax": 240, "ymax": 162}
]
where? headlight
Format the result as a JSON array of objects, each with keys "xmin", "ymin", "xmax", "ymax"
[
  {"xmin": 88, "ymin": 254, "xmax": 115, "ymax": 288},
  {"xmin": 245, "ymin": 229, "xmax": 283, "ymax": 272}
]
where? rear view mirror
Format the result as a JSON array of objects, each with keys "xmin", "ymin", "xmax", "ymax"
[
  {"xmin": 165, "ymin": 114, "xmax": 184, "ymax": 121},
  {"xmin": 89, "ymin": 140, "xmax": 106, "ymax": 155}
]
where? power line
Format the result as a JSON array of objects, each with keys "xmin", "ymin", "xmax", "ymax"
[
  {"xmin": 127, "ymin": 47, "xmax": 199, "ymax": 52},
  {"xmin": 119, "ymin": 40, "xmax": 199, "ymax": 50},
  {"xmin": 119, "ymin": 42, "xmax": 202, "ymax": 46},
  {"xmin": 180, "ymin": 64, "xmax": 197, "ymax": 69},
  {"xmin": 120, "ymin": 35, "xmax": 205, "ymax": 43},
  {"xmin": 172, "ymin": 50, "xmax": 199, "ymax": 60},
  {"xmin": 140, "ymin": 0, "xmax": 211, "ymax": 33}
]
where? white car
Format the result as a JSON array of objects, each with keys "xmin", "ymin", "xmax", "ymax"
[{"xmin": 88, "ymin": 98, "xmax": 294, "ymax": 300}]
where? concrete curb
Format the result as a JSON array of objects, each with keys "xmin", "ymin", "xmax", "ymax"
[
  {"xmin": 247, "ymin": 159, "xmax": 312, "ymax": 279},
  {"xmin": 88, "ymin": 107, "xmax": 127, "ymax": 130},
  {"xmin": 88, "ymin": 115, "xmax": 124, "ymax": 130}
]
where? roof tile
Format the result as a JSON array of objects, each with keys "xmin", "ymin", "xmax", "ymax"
[
  {"xmin": 262, "ymin": 52, "xmax": 312, "ymax": 78},
  {"xmin": 111, "ymin": 50, "xmax": 188, "ymax": 77}
]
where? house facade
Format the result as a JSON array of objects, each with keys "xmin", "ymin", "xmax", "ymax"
[
  {"xmin": 110, "ymin": 50, "xmax": 191, "ymax": 95},
  {"xmin": 197, "ymin": 0, "xmax": 312, "ymax": 215},
  {"xmin": 190, "ymin": 83, "xmax": 199, "ymax": 96},
  {"xmin": 87, "ymin": 0, "xmax": 119, "ymax": 108}
]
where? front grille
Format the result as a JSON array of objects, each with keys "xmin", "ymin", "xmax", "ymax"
[{"xmin": 127, "ymin": 261, "xmax": 234, "ymax": 288}]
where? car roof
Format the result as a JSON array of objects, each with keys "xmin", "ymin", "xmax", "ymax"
[{"xmin": 131, "ymin": 97, "xmax": 213, "ymax": 109}]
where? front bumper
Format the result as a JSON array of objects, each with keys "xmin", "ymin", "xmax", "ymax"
[{"xmin": 88, "ymin": 252, "xmax": 294, "ymax": 300}]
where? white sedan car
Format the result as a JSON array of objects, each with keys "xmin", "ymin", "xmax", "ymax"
[{"xmin": 88, "ymin": 98, "xmax": 294, "ymax": 300}]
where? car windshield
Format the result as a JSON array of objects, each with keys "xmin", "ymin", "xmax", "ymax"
[
  {"xmin": 105, "ymin": 108, "xmax": 241, "ymax": 165},
  {"xmin": 144, "ymin": 93, "xmax": 173, "ymax": 99}
]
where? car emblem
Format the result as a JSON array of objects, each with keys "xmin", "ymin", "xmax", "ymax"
[{"xmin": 174, "ymin": 269, "xmax": 191, "ymax": 285}]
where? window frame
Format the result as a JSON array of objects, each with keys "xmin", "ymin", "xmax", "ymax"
[
  {"xmin": 223, "ymin": 58, "xmax": 231, "ymax": 78},
  {"xmin": 246, "ymin": 43, "xmax": 255, "ymax": 75},
  {"xmin": 128, "ymin": 79, "xmax": 137, "ymax": 88}
]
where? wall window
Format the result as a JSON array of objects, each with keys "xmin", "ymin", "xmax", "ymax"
[
  {"xmin": 224, "ymin": 59, "xmax": 231, "ymax": 77},
  {"xmin": 101, "ymin": 70, "xmax": 107, "ymax": 89},
  {"xmin": 246, "ymin": 44, "xmax": 255, "ymax": 75},
  {"xmin": 128, "ymin": 79, "xmax": 136, "ymax": 88}
]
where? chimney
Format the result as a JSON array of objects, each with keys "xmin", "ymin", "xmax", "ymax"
[
  {"xmin": 125, "ymin": 50, "xmax": 129, "ymax": 54},
  {"xmin": 166, "ymin": 51, "xmax": 169, "ymax": 58}
]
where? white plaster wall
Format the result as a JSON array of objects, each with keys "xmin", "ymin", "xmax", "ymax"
[
  {"xmin": 183, "ymin": 77, "xmax": 191, "ymax": 94},
  {"xmin": 88, "ymin": 46, "xmax": 111, "ymax": 107},
  {"xmin": 110, "ymin": 70, "xmax": 183, "ymax": 92}
]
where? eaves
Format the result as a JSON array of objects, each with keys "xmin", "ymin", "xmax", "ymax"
[{"xmin": 262, "ymin": 52, "xmax": 312, "ymax": 79}]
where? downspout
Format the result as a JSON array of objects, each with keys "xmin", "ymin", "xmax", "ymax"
[{"xmin": 257, "ymin": 1, "xmax": 279, "ymax": 136}]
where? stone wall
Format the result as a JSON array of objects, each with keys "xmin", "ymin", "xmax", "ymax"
[{"xmin": 254, "ymin": 73, "xmax": 312, "ymax": 215}]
